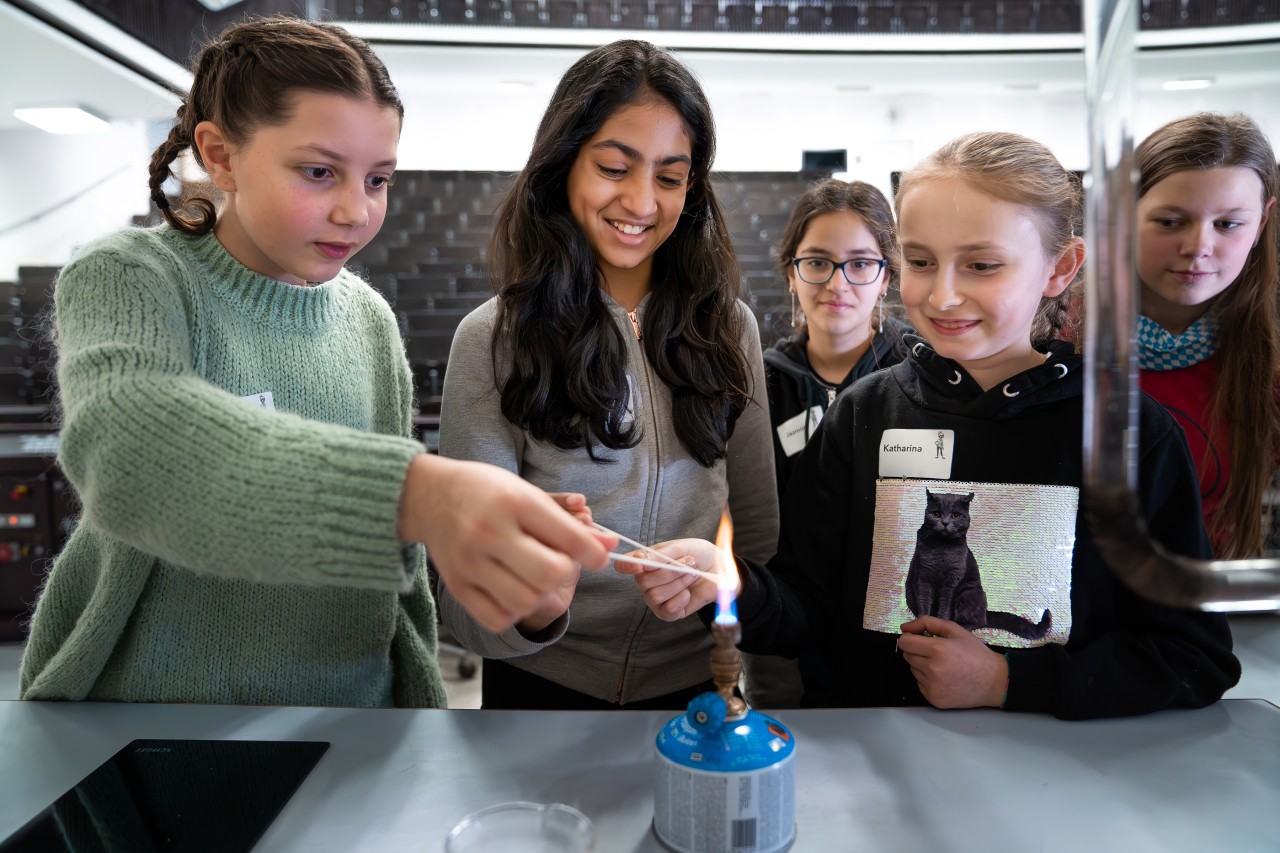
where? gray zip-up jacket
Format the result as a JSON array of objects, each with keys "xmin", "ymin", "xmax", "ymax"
[{"xmin": 437, "ymin": 294, "xmax": 779, "ymax": 704}]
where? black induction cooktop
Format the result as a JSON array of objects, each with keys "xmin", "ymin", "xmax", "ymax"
[{"xmin": 0, "ymin": 739, "xmax": 329, "ymax": 852}]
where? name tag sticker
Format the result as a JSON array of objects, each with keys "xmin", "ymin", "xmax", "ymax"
[
  {"xmin": 242, "ymin": 391, "xmax": 275, "ymax": 411},
  {"xmin": 879, "ymin": 428, "xmax": 953, "ymax": 479},
  {"xmin": 777, "ymin": 405, "xmax": 824, "ymax": 457}
]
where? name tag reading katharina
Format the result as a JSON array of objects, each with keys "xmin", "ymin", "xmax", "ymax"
[{"xmin": 879, "ymin": 428, "xmax": 953, "ymax": 479}]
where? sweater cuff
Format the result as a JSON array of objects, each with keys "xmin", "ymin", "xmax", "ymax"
[
  {"xmin": 734, "ymin": 557, "xmax": 770, "ymax": 626},
  {"xmin": 399, "ymin": 543, "xmax": 422, "ymax": 594},
  {"xmin": 1002, "ymin": 648, "xmax": 1057, "ymax": 714},
  {"xmin": 500, "ymin": 612, "xmax": 570, "ymax": 653},
  {"xmin": 297, "ymin": 430, "xmax": 425, "ymax": 587}
]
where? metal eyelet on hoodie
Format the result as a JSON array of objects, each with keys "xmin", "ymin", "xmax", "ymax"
[
  {"xmin": 948, "ymin": 371, "xmax": 962, "ymax": 385},
  {"xmin": 912, "ymin": 342, "xmax": 927, "ymax": 357},
  {"xmin": 1002, "ymin": 383, "xmax": 1020, "ymax": 398},
  {"xmin": 1054, "ymin": 363, "xmax": 1069, "ymax": 378}
]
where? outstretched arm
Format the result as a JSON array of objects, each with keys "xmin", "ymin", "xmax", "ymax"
[
  {"xmin": 432, "ymin": 302, "xmax": 618, "ymax": 649},
  {"xmin": 399, "ymin": 455, "xmax": 613, "ymax": 633}
]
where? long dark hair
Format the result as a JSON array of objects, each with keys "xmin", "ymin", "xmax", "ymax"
[
  {"xmin": 490, "ymin": 40, "xmax": 749, "ymax": 467},
  {"xmin": 148, "ymin": 16, "xmax": 402, "ymax": 236},
  {"xmin": 1136, "ymin": 112, "xmax": 1280, "ymax": 558}
]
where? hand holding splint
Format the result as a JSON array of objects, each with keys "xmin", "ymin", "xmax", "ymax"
[
  {"xmin": 516, "ymin": 493, "xmax": 597, "ymax": 634},
  {"xmin": 615, "ymin": 538, "xmax": 732, "ymax": 621}
]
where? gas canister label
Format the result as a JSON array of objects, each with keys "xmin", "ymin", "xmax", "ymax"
[{"xmin": 653, "ymin": 753, "xmax": 796, "ymax": 853}]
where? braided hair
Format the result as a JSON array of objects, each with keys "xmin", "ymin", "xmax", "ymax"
[{"xmin": 148, "ymin": 16, "xmax": 402, "ymax": 236}]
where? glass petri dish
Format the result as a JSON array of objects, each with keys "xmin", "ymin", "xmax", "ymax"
[{"xmin": 444, "ymin": 801, "xmax": 595, "ymax": 853}]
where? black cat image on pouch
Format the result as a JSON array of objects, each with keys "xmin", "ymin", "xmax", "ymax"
[{"xmin": 904, "ymin": 490, "xmax": 1052, "ymax": 641}]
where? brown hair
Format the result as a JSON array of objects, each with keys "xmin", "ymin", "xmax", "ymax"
[
  {"xmin": 1136, "ymin": 112, "xmax": 1280, "ymax": 558},
  {"xmin": 895, "ymin": 131, "xmax": 1084, "ymax": 346},
  {"xmin": 148, "ymin": 16, "xmax": 403, "ymax": 236},
  {"xmin": 774, "ymin": 178, "xmax": 899, "ymax": 331}
]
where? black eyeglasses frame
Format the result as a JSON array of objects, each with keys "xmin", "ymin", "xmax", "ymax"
[{"xmin": 790, "ymin": 256, "xmax": 888, "ymax": 286}]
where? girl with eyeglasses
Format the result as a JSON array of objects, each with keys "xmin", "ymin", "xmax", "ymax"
[
  {"xmin": 744, "ymin": 179, "xmax": 912, "ymax": 708},
  {"xmin": 765, "ymin": 179, "xmax": 911, "ymax": 497}
]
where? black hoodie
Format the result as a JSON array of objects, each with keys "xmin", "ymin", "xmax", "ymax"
[
  {"xmin": 763, "ymin": 316, "xmax": 912, "ymax": 496},
  {"xmin": 725, "ymin": 336, "xmax": 1240, "ymax": 720}
]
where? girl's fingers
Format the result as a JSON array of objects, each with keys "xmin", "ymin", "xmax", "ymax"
[
  {"xmin": 459, "ymin": 544, "xmax": 577, "ymax": 626},
  {"xmin": 643, "ymin": 539, "xmax": 717, "ymax": 570},
  {"xmin": 547, "ymin": 492, "xmax": 594, "ymax": 525},
  {"xmin": 661, "ymin": 589, "xmax": 694, "ymax": 619},
  {"xmin": 632, "ymin": 568, "xmax": 699, "ymax": 593},
  {"xmin": 448, "ymin": 578, "xmax": 518, "ymax": 633},
  {"xmin": 646, "ymin": 587, "xmax": 693, "ymax": 620},
  {"xmin": 649, "ymin": 577, "xmax": 697, "ymax": 603},
  {"xmin": 896, "ymin": 634, "xmax": 935, "ymax": 658},
  {"xmin": 517, "ymin": 493, "xmax": 614, "ymax": 571}
]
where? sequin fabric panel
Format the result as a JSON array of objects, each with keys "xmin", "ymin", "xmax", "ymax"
[{"xmin": 864, "ymin": 479, "xmax": 1077, "ymax": 648}]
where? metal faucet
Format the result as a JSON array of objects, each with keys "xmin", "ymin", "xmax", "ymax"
[{"xmin": 1082, "ymin": 0, "xmax": 1280, "ymax": 611}]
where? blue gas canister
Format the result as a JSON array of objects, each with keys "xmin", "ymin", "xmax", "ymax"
[{"xmin": 653, "ymin": 692, "xmax": 796, "ymax": 853}]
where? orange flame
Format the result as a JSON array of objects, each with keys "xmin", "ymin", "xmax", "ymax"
[
  {"xmin": 714, "ymin": 510, "xmax": 734, "ymax": 573},
  {"xmin": 713, "ymin": 508, "xmax": 738, "ymax": 622}
]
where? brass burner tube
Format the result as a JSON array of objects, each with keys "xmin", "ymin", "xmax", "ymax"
[{"xmin": 709, "ymin": 620, "xmax": 747, "ymax": 718}]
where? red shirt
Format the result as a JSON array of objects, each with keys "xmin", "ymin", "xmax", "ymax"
[{"xmin": 1140, "ymin": 355, "xmax": 1226, "ymax": 548}]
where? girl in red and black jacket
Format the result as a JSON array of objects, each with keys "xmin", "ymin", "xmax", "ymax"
[{"xmin": 1135, "ymin": 112, "xmax": 1279, "ymax": 559}]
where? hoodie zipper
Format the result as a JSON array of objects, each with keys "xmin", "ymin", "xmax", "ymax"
[{"xmin": 615, "ymin": 305, "xmax": 658, "ymax": 704}]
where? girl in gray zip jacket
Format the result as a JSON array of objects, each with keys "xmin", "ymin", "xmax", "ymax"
[{"xmin": 435, "ymin": 40, "xmax": 778, "ymax": 709}]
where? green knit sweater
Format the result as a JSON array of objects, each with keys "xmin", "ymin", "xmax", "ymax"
[{"xmin": 20, "ymin": 226, "xmax": 446, "ymax": 708}]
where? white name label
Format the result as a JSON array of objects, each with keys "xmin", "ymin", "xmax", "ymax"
[
  {"xmin": 878, "ymin": 428, "xmax": 953, "ymax": 479},
  {"xmin": 777, "ymin": 405, "xmax": 824, "ymax": 457},
  {"xmin": 242, "ymin": 391, "xmax": 275, "ymax": 411}
]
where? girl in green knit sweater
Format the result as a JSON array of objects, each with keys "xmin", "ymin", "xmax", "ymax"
[{"xmin": 20, "ymin": 17, "xmax": 613, "ymax": 708}]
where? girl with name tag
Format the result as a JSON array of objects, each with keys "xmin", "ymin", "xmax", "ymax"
[
  {"xmin": 21, "ymin": 17, "xmax": 613, "ymax": 708},
  {"xmin": 436, "ymin": 40, "xmax": 778, "ymax": 710},
  {"xmin": 764, "ymin": 178, "xmax": 911, "ymax": 496},
  {"xmin": 621, "ymin": 131, "xmax": 1240, "ymax": 720},
  {"xmin": 1134, "ymin": 112, "xmax": 1279, "ymax": 559},
  {"xmin": 747, "ymin": 179, "xmax": 910, "ymax": 708}
]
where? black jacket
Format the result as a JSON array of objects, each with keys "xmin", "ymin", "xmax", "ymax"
[
  {"xmin": 763, "ymin": 316, "xmax": 912, "ymax": 496},
  {"xmin": 727, "ymin": 336, "xmax": 1240, "ymax": 720}
]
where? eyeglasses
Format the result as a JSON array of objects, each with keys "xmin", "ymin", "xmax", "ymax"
[{"xmin": 791, "ymin": 257, "xmax": 888, "ymax": 286}]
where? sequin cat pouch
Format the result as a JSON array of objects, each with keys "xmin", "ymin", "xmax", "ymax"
[{"xmin": 865, "ymin": 480, "xmax": 1076, "ymax": 649}]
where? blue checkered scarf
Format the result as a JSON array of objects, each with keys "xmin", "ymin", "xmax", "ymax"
[{"xmin": 1137, "ymin": 312, "xmax": 1219, "ymax": 371}]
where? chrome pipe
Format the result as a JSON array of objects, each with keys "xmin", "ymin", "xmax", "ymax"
[{"xmin": 1082, "ymin": 0, "xmax": 1280, "ymax": 611}]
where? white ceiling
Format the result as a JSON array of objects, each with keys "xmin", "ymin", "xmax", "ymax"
[
  {"xmin": 0, "ymin": 1, "xmax": 185, "ymax": 131},
  {"xmin": 3, "ymin": 0, "xmax": 1279, "ymax": 133}
]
